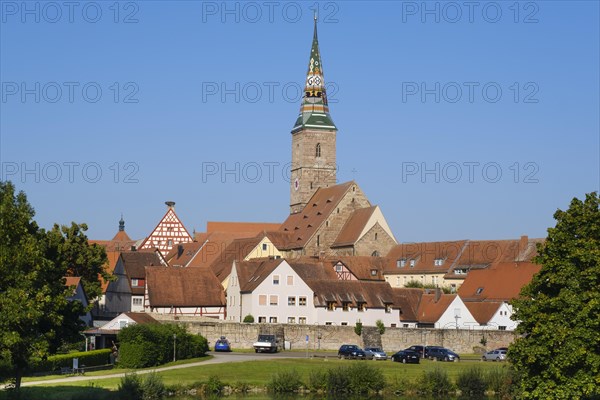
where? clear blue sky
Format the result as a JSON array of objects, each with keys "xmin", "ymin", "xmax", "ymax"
[{"xmin": 1, "ymin": 1, "xmax": 598, "ymax": 242}]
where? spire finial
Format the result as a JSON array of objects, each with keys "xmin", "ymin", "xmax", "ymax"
[
  {"xmin": 119, "ymin": 213, "xmax": 125, "ymax": 232},
  {"xmin": 314, "ymin": 9, "xmax": 317, "ymax": 22}
]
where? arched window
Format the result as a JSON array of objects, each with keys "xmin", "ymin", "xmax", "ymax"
[
  {"xmin": 315, "ymin": 143, "xmax": 321, "ymax": 158},
  {"xmin": 372, "ymin": 251, "xmax": 380, "ymax": 257}
]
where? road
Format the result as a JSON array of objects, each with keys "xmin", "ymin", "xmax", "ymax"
[{"xmin": 19, "ymin": 351, "xmax": 325, "ymax": 387}]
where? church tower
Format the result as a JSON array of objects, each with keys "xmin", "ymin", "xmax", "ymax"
[{"xmin": 290, "ymin": 15, "xmax": 337, "ymax": 214}]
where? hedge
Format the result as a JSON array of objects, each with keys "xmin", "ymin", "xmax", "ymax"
[
  {"xmin": 118, "ymin": 323, "xmax": 208, "ymax": 368},
  {"xmin": 30, "ymin": 349, "xmax": 112, "ymax": 373}
]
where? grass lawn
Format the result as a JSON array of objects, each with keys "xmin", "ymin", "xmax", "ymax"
[{"xmin": 42, "ymin": 357, "xmax": 509, "ymax": 390}]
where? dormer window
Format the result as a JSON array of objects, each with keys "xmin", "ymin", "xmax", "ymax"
[
  {"xmin": 397, "ymin": 258, "xmax": 407, "ymax": 268},
  {"xmin": 370, "ymin": 269, "xmax": 377, "ymax": 276},
  {"xmin": 434, "ymin": 258, "xmax": 444, "ymax": 266},
  {"xmin": 476, "ymin": 287, "xmax": 484, "ymax": 295},
  {"xmin": 410, "ymin": 259, "xmax": 416, "ymax": 267}
]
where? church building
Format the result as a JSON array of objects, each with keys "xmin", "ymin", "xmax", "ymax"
[{"xmin": 280, "ymin": 16, "xmax": 397, "ymax": 259}]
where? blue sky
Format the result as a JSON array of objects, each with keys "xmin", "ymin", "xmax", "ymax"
[{"xmin": 1, "ymin": 1, "xmax": 599, "ymax": 242}]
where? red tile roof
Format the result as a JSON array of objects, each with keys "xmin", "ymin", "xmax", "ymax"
[
  {"xmin": 164, "ymin": 241, "xmax": 206, "ymax": 267},
  {"xmin": 415, "ymin": 293, "xmax": 456, "ymax": 323},
  {"xmin": 235, "ymin": 258, "xmax": 286, "ymax": 293},
  {"xmin": 279, "ymin": 182, "xmax": 355, "ymax": 249},
  {"xmin": 304, "ymin": 279, "xmax": 395, "ymax": 308},
  {"xmin": 209, "ymin": 235, "xmax": 265, "ymax": 279},
  {"xmin": 392, "ymin": 288, "xmax": 424, "ymax": 322},
  {"xmin": 458, "ymin": 261, "xmax": 541, "ymax": 301},
  {"xmin": 145, "ymin": 266, "xmax": 225, "ymax": 307},
  {"xmin": 207, "ymin": 221, "xmax": 281, "ymax": 233},
  {"xmin": 330, "ymin": 256, "xmax": 387, "ymax": 280},
  {"xmin": 464, "ymin": 302, "xmax": 503, "ymax": 325},
  {"xmin": 385, "ymin": 241, "xmax": 467, "ymax": 274},
  {"xmin": 332, "ymin": 206, "xmax": 377, "ymax": 247},
  {"xmin": 123, "ymin": 312, "xmax": 158, "ymax": 325}
]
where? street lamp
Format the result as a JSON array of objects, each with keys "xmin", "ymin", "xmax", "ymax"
[{"xmin": 173, "ymin": 334, "xmax": 177, "ymax": 362}]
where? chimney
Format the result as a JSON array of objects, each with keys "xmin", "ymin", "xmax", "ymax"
[
  {"xmin": 435, "ymin": 288, "xmax": 442, "ymax": 302},
  {"xmin": 165, "ymin": 201, "xmax": 176, "ymax": 209}
]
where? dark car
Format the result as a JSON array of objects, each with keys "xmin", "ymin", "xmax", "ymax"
[
  {"xmin": 405, "ymin": 345, "xmax": 441, "ymax": 358},
  {"xmin": 338, "ymin": 344, "xmax": 368, "ymax": 360},
  {"xmin": 391, "ymin": 350, "xmax": 420, "ymax": 364},
  {"xmin": 214, "ymin": 336, "xmax": 231, "ymax": 352},
  {"xmin": 427, "ymin": 347, "xmax": 460, "ymax": 362}
]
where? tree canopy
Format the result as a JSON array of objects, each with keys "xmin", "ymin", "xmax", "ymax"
[
  {"xmin": 510, "ymin": 192, "xmax": 600, "ymax": 399},
  {"xmin": 0, "ymin": 181, "xmax": 107, "ymax": 388}
]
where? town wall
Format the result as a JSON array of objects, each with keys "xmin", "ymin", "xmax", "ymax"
[{"xmin": 150, "ymin": 314, "xmax": 517, "ymax": 353}]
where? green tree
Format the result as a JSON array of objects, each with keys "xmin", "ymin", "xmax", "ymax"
[
  {"xmin": 510, "ymin": 192, "xmax": 600, "ymax": 399},
  {"xmin": 0, "ymin": 182, "xmax": 84, "ymax": 388},
  {"xmin": 44, "ymin": 222, "xmax": 110, "ymax": 303}
]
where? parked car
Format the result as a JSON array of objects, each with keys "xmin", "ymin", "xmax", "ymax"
[
  {"xmin": 364, "ymin": 347, "xmax": 388, "ymax": 360},
  {"xmin": 253, "ymin": 334, "xmax": 278, "ymax": 353},
  {"xmin": 391, "ymin": 350, "xmax": 420, "ymax": 364},
  {"xmin": 338, "ymin": 344, "xmax": 370, "ymax": 360},
  {"xmin": 405, "ymin": 345, "xmax": 441, "ymax": 359},
  {"xmin": 214, "ymin": 336, "xmax": 231, "ymax": 352},
  {"xmin": 427, "ymin": 347, "xmax": 460, "ymax": 362},
  {"xmin": 482, "ymin": 349, "xmax": 507, "ymax": 361}
]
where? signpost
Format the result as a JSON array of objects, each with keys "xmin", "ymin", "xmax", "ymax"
[{"xmin": 305, "ymin": 335, "xmax": 309, "ymax": 358}]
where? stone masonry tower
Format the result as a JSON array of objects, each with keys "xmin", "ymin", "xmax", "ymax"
[{"xmin": 290, "ymin": 15, "xmax": 337, "ymax": 214}]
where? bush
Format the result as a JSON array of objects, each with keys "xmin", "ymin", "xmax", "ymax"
[
  {"xmin": 307, "ymin": 369, "xmax": 327, "ymax": 392},
  {"xmin": 204, "ymin": 375, "xmax": 225, "ymax": 394},
  {"xmin": 231, "ymin": 381, "xmax": 251, "ymax": 393},
  {"xmin": 117, "ymin": 373, "xmax": 142, "ymax": 400},
  {"xmin": 418, "ymin": 367, "xmax": 454, "ymax": 395},
  {"xmin": 243, "ymin": 314, "xmax": 254, "ymax": 323},
  {"xmin": 118, "ymin": 323, "xmax": 208, "ymax": 368},
  {"xmin": 345, "ymin": 363, "xmax": 385, "ymax": 394},
  {"xmin": 486, "ymin": 366, "xmax": 513, "ymax": 396},
  {"xmin": 267, "ymin": 369, "xmax": 303, "ymax": 393},
  {"xmin": 456, "ymin": 366, "xmax": 486, "ymax": 396},
  {"xmin": 141, "ymin": 372, "xmax": 166, "ymax": 400},
  {"xmin": 30, "ymin": 349, "xmax": 112, "ymax": 374},
  {"xmin": 375, "ymin": 319, "xmax": 385, "ymax": 335},
  {"xmin": 326, "ymin": 366, "xmax": 350, "ymax": 394},
  {"xmin": 354, "ymin": 321, "xmax": 362, "ymax": 336}
]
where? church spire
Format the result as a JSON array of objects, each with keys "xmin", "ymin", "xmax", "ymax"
[{"xmin": 292, "ymin": 14, "xmax": 337, "ymax": 132}]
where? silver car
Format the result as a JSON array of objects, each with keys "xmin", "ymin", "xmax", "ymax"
[
  {"xmin": 364, "ymin": 347, "xmax": 387, "ymax": 360},
  {"xmin": 482, "ymin": 349, "xmax": 507, "ymax": 361}
]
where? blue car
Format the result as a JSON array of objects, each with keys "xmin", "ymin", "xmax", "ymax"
[{"xmin": 214, "ymin": 336, "xmax": 231, "ymax": 352}]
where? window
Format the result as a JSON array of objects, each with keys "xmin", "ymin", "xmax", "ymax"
[
  {"xmin": 450, "ymin": 284, "xmax": 457, "ymax": 293},
  {"xmin": 132, "ymin": 298, "xmax": 142, "ymax": 306},
  {"xmin": 371, "ymin": 269, "xmax": 377, "ymax": 276},
  {"xmin": 434, "ymin": 258, "xmax": 444, "ymax": 266},
  {"xmin": 410, "ymin": 259, "xmax": 416, "ymax": 267},
  {"xmin": 341, "ymin": 322, "xmax": 348, "ymax": 326},
  {"xmin": 273, "ymin": 275, "xmax": 279, "ymax": 285},
  {"xmin": 385, "ymin": 304, "xmax": 392, "ymax": 313},
  {"xmin": 299, "ymin": 317, "xmax": 307, "ymax": 324},
  {"xmin": 317, "ymin": 235, "xmax": 320, "ymax": 247},
  {"xmin": 287, "ymin": 275, "xmax": 294, "ymax": 285},
  {"xmin": 269, "ymin": 317, "xmax": 278, "ymax": 323},
  {"xmin": 259, "ymin": 295, "xmax": 267, "ymax": 306},
  {"xmin": 327, "ymin": 302, "xmax": 336, "ymax": 311},
  {"xmin": 372, "ymin": 251, "xmax": 380, "ymax": 257},
  {"xmin": 396, "ymin": 277, "xmax": 400, "ymax": 286},
  {"xmin": 326, "ymin": 220, "xmax": 329, "ymax": 227},
  {"xmin": 118, "ymin": 320, "xmax": 129, "ymax": 328},
  {"xmin": 325, "ymin": 322, "xmax": 333, "ymax": 326},
  {"xmin": 397, "ymin": 258, "xmax": 406, "ymax": 268},
  {"xmin": 167, "ymin": 239, "xmax": 173, "ymax": 247},
  {"xmin": 498, "ymin": 326, "xmax": 506, "ymax": 331},
  {"xmin": 357, "ymin": 302, "xmax": 365, "ymax": 312},
  {"xmin": 270, "ymin": 295, "xmax": 278, "ymax": 306},
  {"xmin": 375, "ymin": 233, "xmax": 378, "ymax": 241},
  {"xmin": 288, "ymin": 296, "xmax": 296, "ymax": 306},
  {"xmin": 258, "ymin": 316, "xmax": 266, "ymax": 323},
  {"xmin": 476, "ymin": 287, "xmax": 484, "ymax": 295},
  {"xmin": 315, "ymin": 143, "xmax": 321, "ymax": 158},
  {"xmin": 402, "ymin": 323, "xmax": 409, "ymax": 328},
  {"xmin": 335, "ymin": 263, "xmax": 343, "ymax": 272},
  {"xmin": 299, "ymin": 296, "xmax": 307, "ymax": 306},
  {"xmin": 288, "ymin": 317, "xmax": 295, "ymax": 324},
  {"xmin": 342, "ymin": 302, "xmax": 350, "ymax": 311},
  {"xmin": 262, "ymin": 243, "xmax": 268, "ymax": 251},
  {"xmin": 131, "ymin": 278, "xmax": 139, "ymax": 287}
]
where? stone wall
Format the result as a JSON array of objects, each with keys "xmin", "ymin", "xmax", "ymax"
[{"xmin": 150, "ymin": 314, "xmax": 517, "ymax": 353}]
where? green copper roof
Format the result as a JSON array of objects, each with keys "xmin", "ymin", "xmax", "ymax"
[{"xmin": 292, "ymin": 15, "xmax": 337, "ymax": 132}]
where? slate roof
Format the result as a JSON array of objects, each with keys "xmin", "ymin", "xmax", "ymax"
[
  {"xmin": 331, "ymin": 206, "xmax": 377, "ymax": 247},
  {"xmin": 458, "ymin": 261, "xmax": 541, "ymax": 301},
  {"xmin": 145, "ymin": 266, "xmax": 225, "ymax": 307},
  {"xmin": 279, "ymin": 182, "xmax": 355, "ymax": 249}
]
